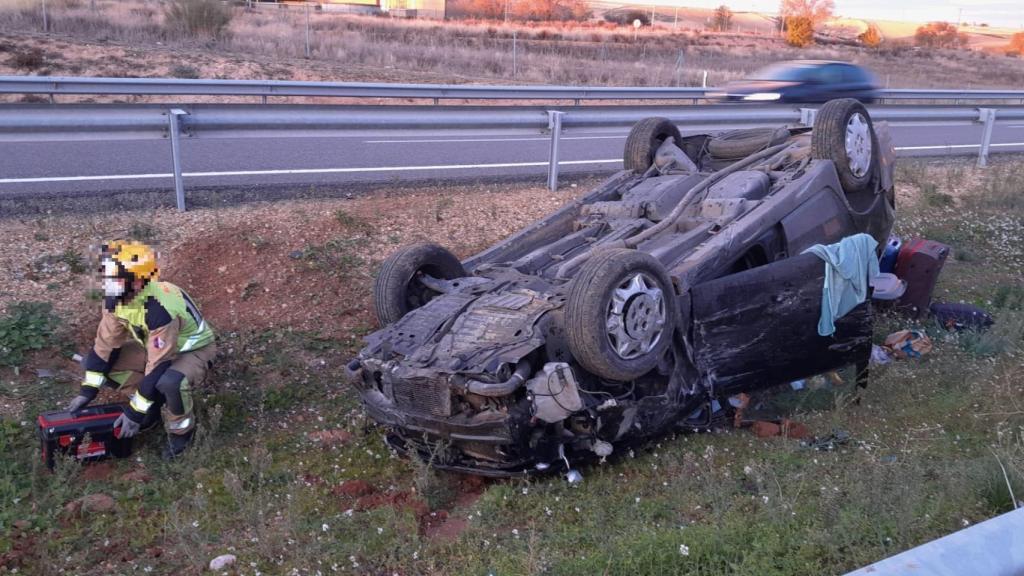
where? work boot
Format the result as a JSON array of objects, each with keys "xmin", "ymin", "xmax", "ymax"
[
  {"xmin": 139, "ymin": 410, "xmax": 162, "ymax": 433},
  {"xmin": 161, "ymin": 429, "xmax": 194, "ymax": 461}
]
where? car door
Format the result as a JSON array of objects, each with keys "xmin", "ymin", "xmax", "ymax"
[
  {"xmin": 687, "ymin": 252, "xmax": 872, "ymax": 397},
  {"xmin": 813, "ymin": 64, "xmax": 848, "ymax": 102}
]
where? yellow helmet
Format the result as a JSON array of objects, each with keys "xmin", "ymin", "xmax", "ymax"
[{"xmin": 104, "ymin": 240, "xmax": 159, "ymax": 283}]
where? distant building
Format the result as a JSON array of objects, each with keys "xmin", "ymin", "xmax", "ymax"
[{"xmin": 319, "ymin": 0, "xmax": 446, "ymax": 19}]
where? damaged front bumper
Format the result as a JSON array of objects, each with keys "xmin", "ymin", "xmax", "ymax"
[{"xmin": 345, "ymin": 357, "xmax": 620, "ymax": 477}]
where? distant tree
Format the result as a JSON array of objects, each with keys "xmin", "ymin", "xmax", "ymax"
[
  {"xmin": 779, "ymin": 0, "xmax": 832, "ymax": 46},
  {"xmin": 164, "ymin": 0, "xmax": 232, "ymax": 39},
  {"xmin": 1008, "ymin": 31, "xmax": 1024, "ymax": 56},
  {"xmin": 858, "ymin": 23, "xmax": 882, "ymax": 47},
  {"xmin": 461, "ymin": 0, "xmax": 505, "ymax": 20},
  {"xmin": 784, "ymin": 15, "xmax": 814, "ymax": 46},
  {"xmin": 514, "ymin": 0, "xmax": 590, "ymax": 22},
  {"xmin": 779, "ymin": 0, "xmax": 833, "ymax": 26},
  {"xmin": 604, "ymin": 9, "xmax": 649, "ymax": 26},
  {"xmin": 914, "ymin": 21, "xmax": 968, "ymax": 49},
  {"xmin": 712, "ymin": 5, "xmax": 733, "ymax": 31}
]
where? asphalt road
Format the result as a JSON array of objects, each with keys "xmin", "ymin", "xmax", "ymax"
[{"xmin": 2, "ymin": 120, "xmax": 1024, "ymax": 198}]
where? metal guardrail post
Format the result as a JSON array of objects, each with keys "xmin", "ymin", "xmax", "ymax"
[
  {"xmin": 800, "ymin": 108, "xmax": 818, "ymax": 126},
  {"xmin": 167, "ymin": 108, "xmax": 189, "ymax": 211},
  {"xmin": 546, "ymin": 110, "xmax": 564, "ymax": 192},
  {"xmin": 977, "ymin": 108, "xmax": 996, "ymax": 168}
]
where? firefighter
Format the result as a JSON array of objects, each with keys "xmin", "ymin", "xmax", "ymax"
[{"xmin": 64, "ymin": 240, "xmax": 216, "ymax": 459}]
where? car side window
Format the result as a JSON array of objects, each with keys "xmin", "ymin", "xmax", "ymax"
[
  {"xmin": 841, "ymin": 65, "xmax": 863, "ymax": 84},
  {"xmin": 820, "ymin": 65, "xmax": 843, "ymax": 84}
]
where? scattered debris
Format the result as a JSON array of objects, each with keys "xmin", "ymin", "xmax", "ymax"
[
  {"xmin": 870, "ymin": 345, "xmax": 892, "ymax": 366},
  {"xmin": 930, "ymin": 302, "xmax": 995, "ymax": 332},
  {"xmin": 882, "ymin": 330, "xmax": 933, "ymax": 359},
  {"xmin": 750, "ymin": 419, "xmax": 809, "ymax": 439},
  {"xmin": 803, "ymin": 430, "xmax": 852, "ymax": 451}
]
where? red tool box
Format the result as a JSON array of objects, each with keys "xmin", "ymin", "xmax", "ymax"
[{"xmin": 37, "ymin": 404, "xmax": 133, "ymax": 469}]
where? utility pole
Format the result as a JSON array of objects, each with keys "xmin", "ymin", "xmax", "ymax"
[
  {"xmin": 650, "ymin": 5, "xmax": 655, "ymax": 27},
  {"xmin": 512, "ymin": 30, "xmax": 517, "ymax": 79},
  {"xmin": 674, "ymin": 6, "xmax": 678, "ymax": 29},
  {"xmin": 304, "ymin": 3, "xmax": 311, "ymax": 58},
  {"xmin": 41, "ymin": 0, "xmax": 47, "ymax": 32}
]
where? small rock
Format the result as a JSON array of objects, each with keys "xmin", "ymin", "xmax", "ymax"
[
  {"xmin": 208, "ymin": 554, "xmax": 236, "ymax": 571},
  {"xmin": 307, "ymin": 429, "xmax": 352, "ymax": 447},
  {"xmin": 333, "ymin": 480, "xmax": 374, "ymax": 498},
  {"xmin": 121, "ymin": 467, "xmax": 154, "ymax": 483},
  {"xmin": 82, "ymin": 462, "xmax": 115, "ymax": 481},
  {"xmin": 288, "ymin": 250, "xmax": 304, "ymax": 260},
  {"xmin": 65, "ymin": 493, "xmax": 116, "ymax": 516}
]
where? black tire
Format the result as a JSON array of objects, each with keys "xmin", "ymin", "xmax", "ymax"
[
  {"xmin": 373, "ymin": 243, "xmax": 466, "ymax": 326},
  {"xmin": 812, "ymin": 98, "xmax": 878, "ymax": 194},
  {"xmin": 564, "ymin": 248, "xmax": 678, "ymax": 382},
  {"xmin": 623, "ymin": 117, "xmax": 683, "ymax": 174},
  {"xmin": 707, "ymin": 127, "xmax": 790, "ymax": 160}
]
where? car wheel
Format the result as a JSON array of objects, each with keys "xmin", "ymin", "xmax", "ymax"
[
  {"xmin": 373, "ymin": 243, "xmax": 466, "ymax": 326},
  {"xmin": 623, "ymin": 117, "xmax": 683, "ymax": 174},
  {"xmin": 812, "ymin": 98, "xmax": 878, "ymax": 194},
  {"xmin": 565, "ymin": 248, "xmax": 678, "ymax": 381}
]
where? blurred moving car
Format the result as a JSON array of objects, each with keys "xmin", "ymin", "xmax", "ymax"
[{"xmin": 709, "ymin": 60, "xmax": 880, "ymax": 104}]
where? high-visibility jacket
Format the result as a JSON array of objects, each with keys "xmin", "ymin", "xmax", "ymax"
[{"xmin": 80, "ymin": 281, "xmax": 215, "ymax": 415}]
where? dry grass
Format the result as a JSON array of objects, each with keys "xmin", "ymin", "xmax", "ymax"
[
  {"xmin": 0, "ymin": 158, "xmax": 1022, "ymax": 575},
  {"xmin": 1, "ymin": 0, "xmax": 1023, "ymax": 100}
]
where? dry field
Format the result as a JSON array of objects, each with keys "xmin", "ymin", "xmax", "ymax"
[
  {"xmin": 0, "ymin": 158, "xmax": 1022, "ymax": 574},
  {"xmin": 1, "ymin": 0, "xmax": 1023, "ymax": 106}
]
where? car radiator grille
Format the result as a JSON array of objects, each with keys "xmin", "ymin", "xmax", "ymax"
[{"xmin": 391, "ymin": 375, "xmax": 452, "ymax": 418}]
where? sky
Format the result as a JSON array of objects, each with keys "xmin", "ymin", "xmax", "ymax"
[{"xmin": 616, "ymin": 0, "xmax": 1024, "ymax": 28}]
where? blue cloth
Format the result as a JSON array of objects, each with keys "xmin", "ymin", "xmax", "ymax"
[{"xmin": 802, "ymin": 233, "xmax": 880, "ymax": 337}]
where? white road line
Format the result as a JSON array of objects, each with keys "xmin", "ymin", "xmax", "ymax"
[
  {"xmin": 364, "ymin": 136, "xmax": 625, "ymax": 143},
  {"xmin": 0, "ymin": 159, "xmax": 622, "ymax": 184},
  {"xmin": 895, "ymin": 142, "xmax": 1024, "ymax": 151}
]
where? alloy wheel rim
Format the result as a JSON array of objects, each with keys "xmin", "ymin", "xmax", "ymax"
[
  {"xmin": 845, "ymin": 112, "xmax": 872, "ymax": 178},
  {"xmin": 605, "ymin": 272, "xmax": 666, "ymax": 360}
]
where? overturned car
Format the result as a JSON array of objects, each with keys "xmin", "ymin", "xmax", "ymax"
[{"xmin": 346, "ymin": 98, "xmax": 896, "ymax": 476}]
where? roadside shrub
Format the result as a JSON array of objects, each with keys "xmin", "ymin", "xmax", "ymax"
[
  {"xmin": 10, "ymin": 48, "xmax": 45, "ymax": 70},
  {"xmin": 0, "ymin": 302, "xmax": 62, "ymax": 368},
  {"xmin": 604, "ymin": 9, "xmax": 649, "ymax": 26},
  {"xmin": 1008, "ymin": 32, "xmax": 1024, "ymax": 57},
  {"xmin": 784, "ymin": 16, "xmax": 814, "ymax": 47},
  {"xmin": 170, "ymin": 64, "xmax": 200, "ymax": 78},
  {"xmin": 858, "ymin": 23, "xmax": 882, "ymax": 48},
  {"xmin": 915, "ymin": 21, "xmax": 967, "ymax": 49},
  {"xmin": 164, "ymin": 0, "xmax": 232, "ymax": 40},
  {"xmin": 711, "ymin": 5, "xmax": 732, "ymax": 32}
]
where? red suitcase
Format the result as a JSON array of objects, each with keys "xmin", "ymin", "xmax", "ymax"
[{"xmin": 894, "ymin": 238, "xmax": 950, "ymax": 318}]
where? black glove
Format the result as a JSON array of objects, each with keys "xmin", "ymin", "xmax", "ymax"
[
  {"xmin": 113, "ymin": 413, "xmax": 141, "ymax": 439},
  {"xmin": 65, "ymin": 394, "xmax": 92, "ymax": 414}
]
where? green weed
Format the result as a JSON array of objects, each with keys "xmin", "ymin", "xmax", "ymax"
[{"xmin": 0, "ymin": 302, "xmax": 63, "ymax": 368}]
